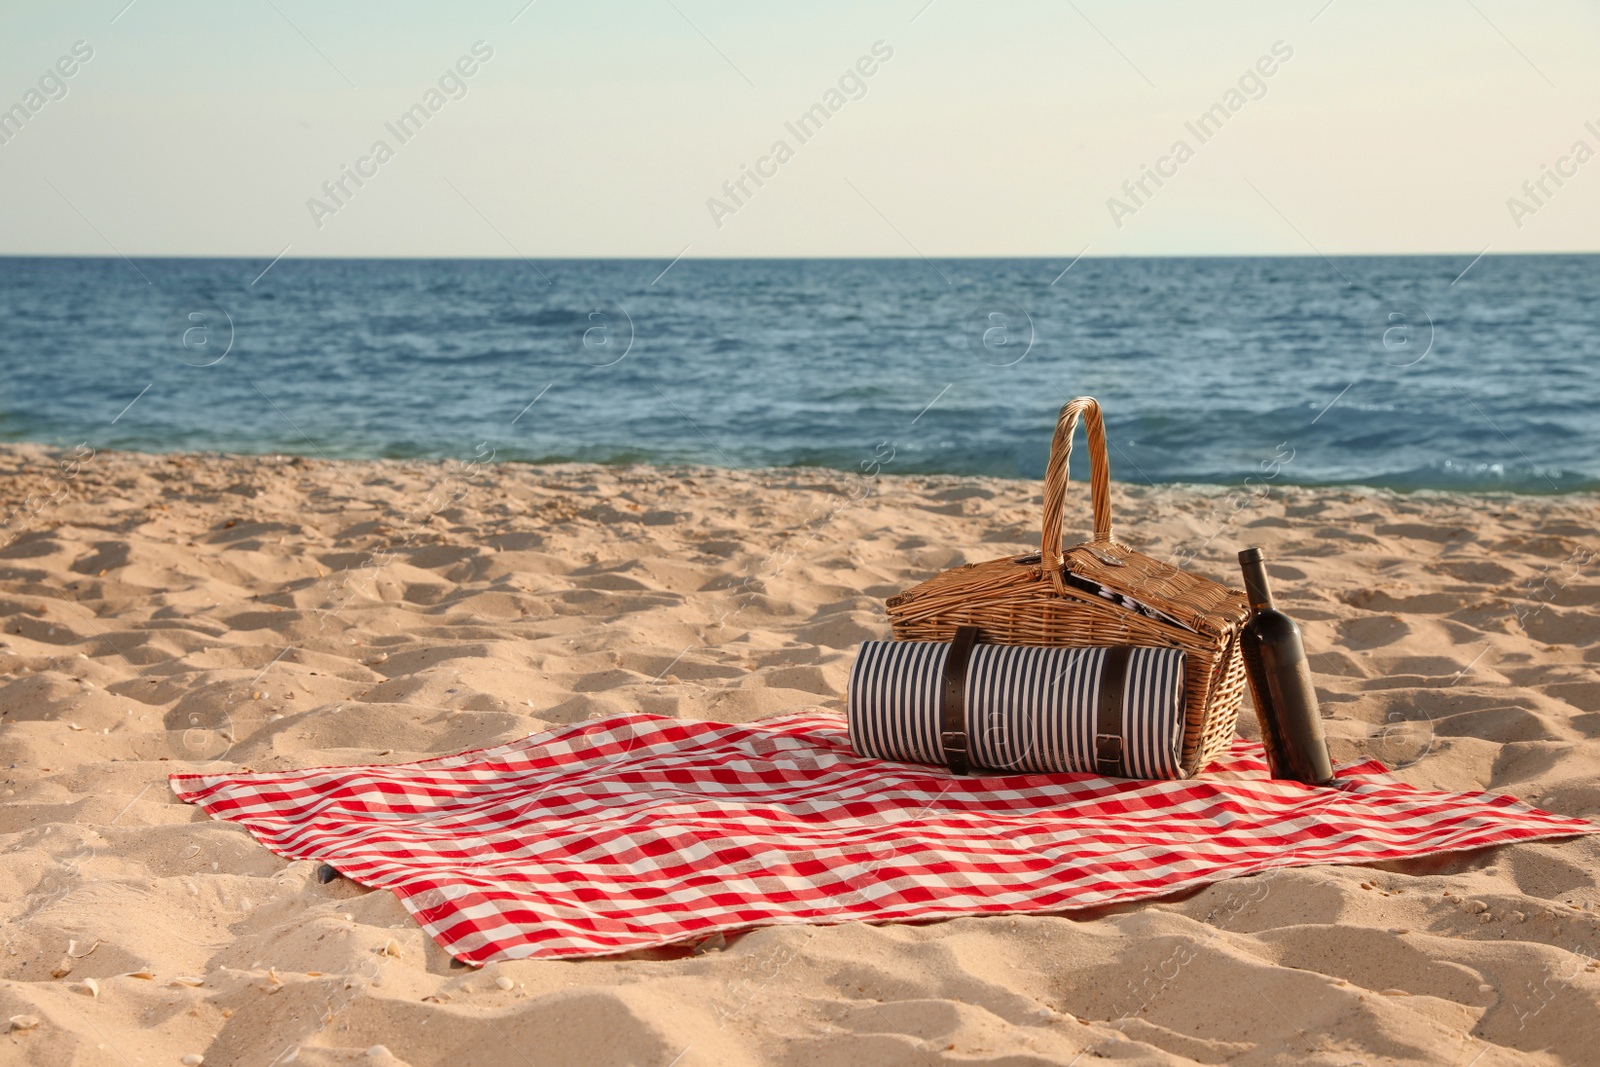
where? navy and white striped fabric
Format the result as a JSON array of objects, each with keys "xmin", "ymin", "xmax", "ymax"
[{"xmin": 848, "ymin": 640, "xmax": 1189, "ymax": 780}]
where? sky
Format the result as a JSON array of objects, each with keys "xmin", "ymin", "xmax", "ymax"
[{"xmin": 2, "ymin": 0, "xmax": 1598, "ymax": 259}]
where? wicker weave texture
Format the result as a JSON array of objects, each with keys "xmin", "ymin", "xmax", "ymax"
[{"xmin": 885, "ymin": 396, "xmax": 1250, "ymax": 777}]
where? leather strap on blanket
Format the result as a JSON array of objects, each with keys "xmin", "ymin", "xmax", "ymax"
[
  {"xmin": 938, "ymin": 628, "xmax": 1130, "ymax": 778},
  {"xmin": 939, "ymin": 626, "xmax": 980, "ymax": 775},
  {"xmin": 1095, "ymin": 645, "xmax": 1132, "ymax": 778}
]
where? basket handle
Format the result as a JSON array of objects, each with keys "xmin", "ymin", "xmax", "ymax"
[{"xmin": 1040, "ymin": 396, "xmax": 1114, "ymax": 594}]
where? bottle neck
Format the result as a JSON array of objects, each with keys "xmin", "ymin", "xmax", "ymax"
[{"xmin": 1239, "ymin": 556, "xmax": 1275, "ymax": 613}]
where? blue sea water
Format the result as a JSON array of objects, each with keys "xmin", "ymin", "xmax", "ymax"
[{"xmin": 2, "ymin": 255, "xmax": 1596, "ymax": 493}]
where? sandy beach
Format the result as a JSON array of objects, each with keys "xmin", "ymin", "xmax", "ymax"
[{"xmin": 2, "ymin": 442, "xmax": 1598, "ymax": 1067}]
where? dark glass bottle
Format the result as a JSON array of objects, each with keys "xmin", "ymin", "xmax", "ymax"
[{"xmin": 1238, "ymin": 547, "xmax": 1334, "ymax": 785}]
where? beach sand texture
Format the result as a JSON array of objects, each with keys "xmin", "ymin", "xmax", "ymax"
[{"xmin": 2, "ymin": 443, "xmax": 1598, "ymax": 1066}]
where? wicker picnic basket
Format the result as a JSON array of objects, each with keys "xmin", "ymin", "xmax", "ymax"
[{"xmin": 884, "ymin": 396, "xmax": 1251, "ymax": 777}]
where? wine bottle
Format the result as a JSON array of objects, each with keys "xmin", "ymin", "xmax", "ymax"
[{"xmin": 1238, "ymin": 547, "xmax": 1334, "ymax": 785}]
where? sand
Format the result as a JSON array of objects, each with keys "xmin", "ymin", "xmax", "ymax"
[{"xmin": 1, "ymin": 441, "xmax": 1597, "ymax": 1067}]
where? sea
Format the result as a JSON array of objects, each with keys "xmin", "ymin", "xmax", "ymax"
[{"xmin": 3, "ymin": 254, "xmax": 1596, "ymax": 493}]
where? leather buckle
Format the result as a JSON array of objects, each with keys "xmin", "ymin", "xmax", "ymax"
[
  {"xmin": 940, "ymin": 732, "xmax": 970, "ymax": 776},
  {"xmin": 1095, "ymin": 734, "xmax": 1122, "ymax": 763}
]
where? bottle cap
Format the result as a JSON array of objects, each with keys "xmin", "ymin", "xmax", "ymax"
[{"xmin": 1238, "ymin": 547, "xmax": 1263, "ymax": 564}]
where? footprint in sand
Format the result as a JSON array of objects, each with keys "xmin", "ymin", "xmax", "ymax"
[{"xmin": 1336, "ymin": 614, "xmax": 1413, "ymax": 652}]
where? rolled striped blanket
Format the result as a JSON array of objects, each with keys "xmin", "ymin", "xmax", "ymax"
[{"xmin": 848, "ymin": 635, "xmax": 1189, "ymax": 779}]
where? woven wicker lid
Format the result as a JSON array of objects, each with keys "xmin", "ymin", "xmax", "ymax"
[{"xmin": 1058, "ymin": 541, "xmax": 1248, "ymax": 639}]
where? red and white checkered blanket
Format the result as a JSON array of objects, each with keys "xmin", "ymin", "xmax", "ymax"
[{"xmin": 169, "ymin": 712, "xmax": 1596, "ymax": 964}]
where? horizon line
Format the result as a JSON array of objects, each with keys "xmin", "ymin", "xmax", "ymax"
[{"xmin": 3, "ymin": 250, "xmax": 1598, "ymax": 262}]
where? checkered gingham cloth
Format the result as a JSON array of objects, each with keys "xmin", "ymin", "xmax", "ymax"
[{"xmin": 169, "ymin": 712, "xmax": 1597, "ymax": 964}]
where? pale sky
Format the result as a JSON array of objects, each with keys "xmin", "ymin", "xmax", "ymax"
[{"xmin": 2, "ymin": 0, "xmax": 1597, "ymax": 258}]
